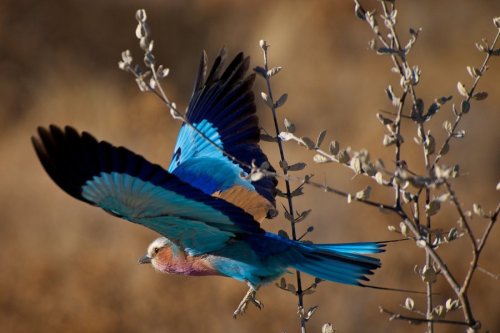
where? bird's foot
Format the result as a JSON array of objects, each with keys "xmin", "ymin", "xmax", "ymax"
[{"xmin": 232, "ymin": 287, "xmax": 263, "ymax": 318}]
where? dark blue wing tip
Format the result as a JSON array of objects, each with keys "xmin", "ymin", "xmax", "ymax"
[{"xmin": 33, "ymin": 125, "xmax": 90, "ymax": 202}]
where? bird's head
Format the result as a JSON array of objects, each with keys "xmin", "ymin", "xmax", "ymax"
[{"xmin": 138, "ymin": 237, "xmax": 172, "ymax": 266}]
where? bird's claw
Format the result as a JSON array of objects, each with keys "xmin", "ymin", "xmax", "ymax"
[
  {"xmin": 250, "ymin": 296, "xmax": 263, "ymax": 309},
  {"xmin": 232, "ymin": 288, "xmax": 263, "ymax": 318}
]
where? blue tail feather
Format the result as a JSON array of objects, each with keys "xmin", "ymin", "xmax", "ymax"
[
  {"xmin": 312, "ymin": 242, "xmax": 385, "ymax": 254},
  {"xmin": 291, "ymin": 242, "xmax": 384, "ymax": 286}
]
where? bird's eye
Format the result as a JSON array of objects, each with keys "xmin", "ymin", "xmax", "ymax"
[{"xmin": 154, "ymin": 247, "xmax": 159, "ymax": 254}]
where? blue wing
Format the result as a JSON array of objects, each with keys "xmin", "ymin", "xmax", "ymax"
[
  {"xmin": 32, "ymin": 125, "xmax": 264, "ymax": 255},
  {"xmin": 168, "ymin": 50, "xmax": 277, "ymax": 220}
]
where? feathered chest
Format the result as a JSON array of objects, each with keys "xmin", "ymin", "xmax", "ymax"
[{"xmin": 153, "ymin": 246, "xmax": 220, "ymax": 276}]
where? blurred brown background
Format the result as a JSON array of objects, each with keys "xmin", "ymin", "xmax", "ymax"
[{"xmin": 1, "ymin": 0, "xmax": 499, "ymax": 332}]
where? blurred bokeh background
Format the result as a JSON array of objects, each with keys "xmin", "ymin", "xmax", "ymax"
[{"xmin": 1, "ymin": 0, "xmax": 499, "ymax": 332}]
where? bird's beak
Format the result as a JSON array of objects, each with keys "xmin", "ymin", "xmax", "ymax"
[{"xmin": 138, "ymin": 254, "xmax": 152, "ymax": 264}]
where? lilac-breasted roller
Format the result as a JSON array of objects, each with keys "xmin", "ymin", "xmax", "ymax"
[{"xmin": 32, "ymin": 50, "xmax": 386, "ymax": 317}]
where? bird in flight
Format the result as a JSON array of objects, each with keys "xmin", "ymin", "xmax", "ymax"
[{"xmin": 32, "ymin": 49, "xmax": 386, "ymax": 317}]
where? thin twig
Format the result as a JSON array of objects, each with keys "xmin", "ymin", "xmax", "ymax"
[
  {"xmin": 462, "ymin": 202, "xmax": 500, "ymax": 295},
  {"xmin": 445, "ymin": 180, "xmax": 476, "ymax": 250},
  {"xmin": 259, "ymin": 40, "xmax": 306, "ymax": 333},
  {"xmin": 432, "ymin": 28, "xmax": 500, "ymax": 168},
  {"xmin": 477, "ymin": 202, "xmax": 500, "ymax": 252},
  {"xmin": 380, "ymin": 307, "xmax": 471, "ymax": 327},
  {"xmin": 477, "ymin": 265, "xmax": 500, "ymax": 280},
  {"xmin": 287, "ymin": 174, "xmax": 399, "ymax": 214},
  {"xmin": 280, "ymin": 132, "xmax": 392, "ymax": 187},
  {"xmin": 393, "ymin": 90, "xmax": 407, "ymax": 210}
]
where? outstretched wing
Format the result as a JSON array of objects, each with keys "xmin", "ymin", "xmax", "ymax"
[
  {"xmin": 168, "ymin": 50, "xmax": 277, "ymax": 220},
  {"xmin": 32, "ymin": 125, "xmax": 264, "ymax": 255}
]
